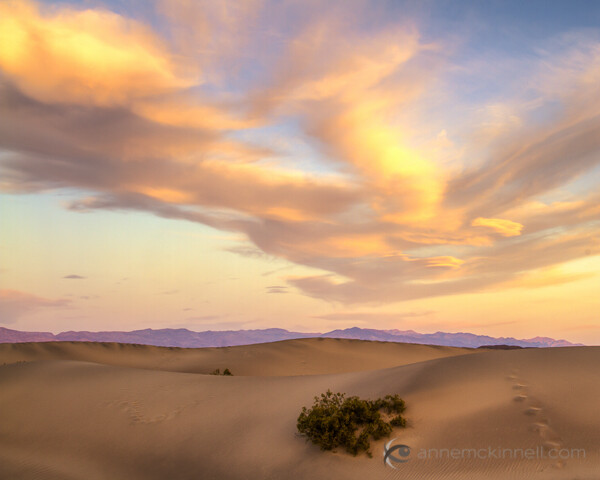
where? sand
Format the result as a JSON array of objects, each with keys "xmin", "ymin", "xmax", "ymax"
[
  {"xmin": 0, "ymin": 339, "xmax": 598, "ymax": 479},
  {"xmin": 0, "ymin": 338, "xmax": 475, "ymax": 375}
]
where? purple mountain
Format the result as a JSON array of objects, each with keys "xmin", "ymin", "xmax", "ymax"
[
  {"xmin": 0, "ymin": 326, "xmax": 581, "ymax": 348},
  {"xmin": 320, "ymin": 327, "xmax": 580, "ymax": 348}
]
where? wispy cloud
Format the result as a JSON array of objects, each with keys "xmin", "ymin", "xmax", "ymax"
[
  {"xmin": 312, "ymin": 311, "xmax": 435, "ymax": 322},
  {"xmin": 1, "ymin": 0, "xmax": 599, "ymax": 307},
  {"xmin": 471, "ymin": 217, "xmax": 523, "ymax": 237},
  {"xmin": 266, "ymin": 286, "xmax": 288, "ymax": 294},
  {"xmin": 159, "ymin": 290, "xmax": 179, "ymax": 295},
  {"xmin": 0, "ymin": 289, "xmax": 70, "ymax": 324}
]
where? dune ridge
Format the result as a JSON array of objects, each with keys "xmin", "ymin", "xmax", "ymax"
[{"xmin": 0, "ymin": 338, "xmax": 475, "ymax": 376}]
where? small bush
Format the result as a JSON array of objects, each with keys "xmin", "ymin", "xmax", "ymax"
[
  {"xmin": 211, "ymin": 368, "xmax": 233, "ymax": 376},
  {"xmin": 297, "ymin": 390, "xmax": 406, "ymax": 456},
  {"xmin": 222, "ymin": 368, "xmax": 233, "ymax": 376}
]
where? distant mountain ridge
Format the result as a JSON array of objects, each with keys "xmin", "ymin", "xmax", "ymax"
[
  {"xmin": 0, "ymin": 326, "xmax": 581, "ymax": 348},
  {"xmin": 320, "ymin": 327, "xmax": 580, "ymax": 347}
]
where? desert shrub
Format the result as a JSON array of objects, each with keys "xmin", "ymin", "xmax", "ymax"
[
  {"xmin": 211, "ymin": 368, "xmax": 233, "ymax": 376},
  {"xmin": 297, "ymin": 390, "xmax": 406, "ymax": 456},
  {"xmin": 222, "ymin": 368, "xmax": 232, "ymax": 376}
]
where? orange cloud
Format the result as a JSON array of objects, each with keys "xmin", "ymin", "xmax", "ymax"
[
  {"xmin": 133, "ymin": 98, "xmax": 256, "ymax": 131},
  {"xmin": 263, "ymin": 207, "xmax": 315, "ymax": 222},
  {"xmin": 471, "ymin": 217, "xmax": 523, "ymax": 236},
  {"xmin": 131, "ymin": 187, "xmax": 194, "ymax": 204},
  {"xmin": 262, "ymin": 23, "xmax": 446, "ymax": 224},
  {"xmin": 423, "ymin": 256, "xmax": 464, "ymax": 268},
  {"xmin": 315, "ymin": 235, "xmax": 392, "ymax": 257},
  {"xmin": 0, "ymin": 0, "xmax": 195, "ymax": 106}
]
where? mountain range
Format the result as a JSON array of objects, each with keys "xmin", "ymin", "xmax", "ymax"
[{"xmin": 0, "ymin": 326, "xmax": 581, "ymax": 348}]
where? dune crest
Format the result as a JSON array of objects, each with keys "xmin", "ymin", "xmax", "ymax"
[{"xmin": 0, "ymin": 338, "xmax": 475, "ymax": 376}]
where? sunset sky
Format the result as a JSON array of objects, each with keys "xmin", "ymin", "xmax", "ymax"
[{"xmin": 1, "ymin": 0, "xmax": 599, "ymax": 343}]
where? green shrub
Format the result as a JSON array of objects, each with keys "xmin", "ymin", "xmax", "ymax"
[
  {"xmin": 211, "ymin": 368, "xmax": 233, "ymax": 376},
  {"xmin": 222, "ymin": 368, "xmax": 233, "ymax": 376},
  {"xmin": 297, "ymin": 390, "xmax": 406, "ymax": 456}
]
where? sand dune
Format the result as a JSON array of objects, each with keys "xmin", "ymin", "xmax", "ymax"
[
  {"xmin": 0, "ymin": 338, "xmax": 475, "ymax": 376},
  {"xmin": 1, "ymin": 340, "xmax": 598, "ymax": 479}
]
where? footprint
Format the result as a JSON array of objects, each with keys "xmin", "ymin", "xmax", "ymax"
[
  {"xmin": 543, "ymin": 440, "xmax": 561, "ymax": 449},
  {"xmin": 530, "ymin": 420, "xmax": 550, "ymax": 433},
  {"xmin": 524, "ymin": 406, "xmax": 541, "ymax": 416},
  {"xmin": 539, "ymin": 427, "xmax": 562, "ymax": 443},
  {"xmin": 513, "ymin": 394, "xmax": 527, "ymax": 402}
]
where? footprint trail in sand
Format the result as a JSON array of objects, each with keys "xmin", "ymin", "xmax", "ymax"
[{"xmin": 507, "ymin": 368, "xmax": 567, "ymax": 471}]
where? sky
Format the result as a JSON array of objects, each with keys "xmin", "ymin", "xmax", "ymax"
[{"xmin": 0, "ymin": 0, "xmax": 599, "ymax": 344}]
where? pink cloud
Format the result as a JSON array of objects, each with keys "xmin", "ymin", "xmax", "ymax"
[{"xmin": 0, "ymin": 290, "xmax": 70, "ymax": 324}]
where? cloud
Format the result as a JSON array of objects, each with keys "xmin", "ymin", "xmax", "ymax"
[
  {"xmin": 1, "ymin": 0, "xmax": 600, "ymax": 307},
  {"xmin": 445, "ymin": 41, "xmax": 600, "ymax": 221},
  {"xmin": 496, "ymin": 267, "xmax": 596, "ymax": 290},
  {"xmin": 63, "ymin": 274, "xmax": 86, "ymax": 279},
  {"xmin": 0, "ymin": 79, "xmax": 358, "ymax": 219},
  {"xmin": 266, "ymin": 286, "xmax": 288, "ymax": 294},
  {"xmin": 250, "ymin": 17, "xmax": 446, "ymax": 225},
  {"xmin": 471, "ymin": 217, "xmax": 523, "ymax": 237},
  {"xmin": 261, "ymin": 265, "xmax": 294, "ymax": 277},
  {"xmin": 0, "ymin": 289, "xmax": 70, "ymax": 324},
  {"xmin": 225, "ymin": 246, "xmax": 275, "ymax": 260},
  {"xmin": 446, "ymin": 113, "xmax": 600, "ymax": 218},
  {"xmin": 312, "ymin": 311, "xmax": 435, "ymax": 322},
  {"xmin": 288, "ymin": 226, "xmax": 599, "ymax": 304},
  {"xmin": 186, "ymin": 315, "xmax": 222, "ymax": 322},
  {"xmin": 0, "ymin": 0, "xmax": 195, "ymax": 107}
]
